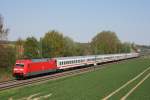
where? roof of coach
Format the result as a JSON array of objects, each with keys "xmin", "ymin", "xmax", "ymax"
[
  {"xmin": 16, "ymin": 58, "xmax": 51, "ymax": 62},
  {"xmin": 31, "ymin": 58, "xmax": 50, "ymax": 62},
  {"xmin": 54, "ymin": 53, "xmax": 133, "ymax": 60},
  {"xmin": 54, "ymin": 55, "xmax": 96, "ymax": 60}
]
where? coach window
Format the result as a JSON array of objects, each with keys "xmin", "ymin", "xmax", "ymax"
[{"xmin": 70, "ymin": 60, "xmax": 72, "ymax": 64}]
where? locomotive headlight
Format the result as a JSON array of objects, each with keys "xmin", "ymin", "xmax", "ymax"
[
  {"xmin": 13, "ymin": 68, "xmax": 18, "ymax": 71},
  {"xmin": 19, "ymin": 69, "xmax": 24, "ymax": 71},
  {"xmin": 14, "ymin": 68, "xmax": 24, "ymax": 71}
]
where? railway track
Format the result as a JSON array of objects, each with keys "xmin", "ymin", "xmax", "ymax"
[
  {"xmin": 0, "ymin": 66, "xmax": 96, "ymax": 91},
  {"xmin": 0, "ymin": 58, "xmax": 138, "ymax": 91},
  {"xmin": 0, "ymin": 80, "xmax": 17, "ymax": 85}
]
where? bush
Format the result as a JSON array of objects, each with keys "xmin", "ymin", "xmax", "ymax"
[{"xmin": 0, "ymin": 45, "xmax": 16, "ymax": 68}]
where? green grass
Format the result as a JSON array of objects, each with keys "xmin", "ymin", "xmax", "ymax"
[
  {"xmin": 0, "ymin": 58, "xmax": 150, "ymax": 100},
  {"xmin": 128, "ymin": 76, "xmax": 150, "ymax": 100},
  {"xmin": 110, "ymin": 67, "xmax": 150, "ymax": 100}
]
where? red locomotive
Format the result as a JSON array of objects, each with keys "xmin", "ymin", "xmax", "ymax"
[{"xmin": 13, "ymin": 58, "xmax": 57, "ymax": 78}]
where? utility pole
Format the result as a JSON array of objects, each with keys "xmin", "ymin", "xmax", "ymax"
[{"xmin": 40, "ymin": 37, "xmax": 43, "ymax": 59}]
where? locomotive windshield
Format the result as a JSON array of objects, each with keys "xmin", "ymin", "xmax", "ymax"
[{"xmin": 15, "ymin": 64, "xmax": 24, "ymax": 67}]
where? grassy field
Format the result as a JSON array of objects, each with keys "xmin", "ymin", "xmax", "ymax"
[{"xmin": 0, "ymin": 57, "xmax": 150, "ymax": 100}]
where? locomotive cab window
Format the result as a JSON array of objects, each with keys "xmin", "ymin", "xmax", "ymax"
[{"xmin": 15, "ymin": 64, "xmax": 24, "ymax": 67}]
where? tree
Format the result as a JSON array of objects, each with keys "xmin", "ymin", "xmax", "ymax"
[
  {"xmin": 24, "ymin": 37, "xmax": 40, "ymax": 58},
  {"xmin": 121, "ymin": 42, "xmax": 131, "ymax": 53},
  {"xmin": 0, "ymin": 14, "xmax": 9, "ymax": 40},
  {"xmin": 91, "ymin": 31, "xmax": 121, "ymax": 54},
  {"xmin": 0, "ymin": 14, "xmax": 15, "ymax": 68},
  {"xmin": 42, "ymin": 30, "xmax": 65, "ymax": 58},
  {"xmin": 0, "ymin": 45, "xmax": 16, "ymax": 68},
  {"xmin": 15, "ymin": 38, "xmax": 24, "ymax": 59},
  {"xmin": 63, "ymin": 36, "xmax": 78, "ymax": 56},
  {"xmin": 74, "ymin": 43, "xmax": 86, "ymax": 56},
  {"xmin": 131, "ymin": 42, "xmax": 138, "ymax": 52}
]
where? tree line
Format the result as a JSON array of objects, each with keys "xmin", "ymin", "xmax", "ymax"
[
  {"xmin": 0, "ymin": 14, "xmax": 136, "ymax": 68},
  {"xmin": 16, "ymin": 30, "xmax": 89, "ymax": 59},
  {"xmin": 16, "ymin": 30, "xmax": 133, "ymax": 59}
]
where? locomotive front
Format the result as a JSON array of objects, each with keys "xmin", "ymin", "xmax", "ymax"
[{"xmin": 13, "ymin": 60, "xmax": 29, "ymax": 78}]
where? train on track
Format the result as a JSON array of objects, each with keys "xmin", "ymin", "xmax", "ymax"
[{"xmin": 13, "ymin": 53, "xmax": 139, "ymax": 79}]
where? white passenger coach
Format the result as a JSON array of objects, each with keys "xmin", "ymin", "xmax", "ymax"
[{"xmin": 55, "ymin": 53, "xmax": 139, "ymax": 69}]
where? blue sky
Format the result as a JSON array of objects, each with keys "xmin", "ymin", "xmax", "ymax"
[{"xmin": 0, "ymin": 0, "xmax": 150, "ymax": 45}]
